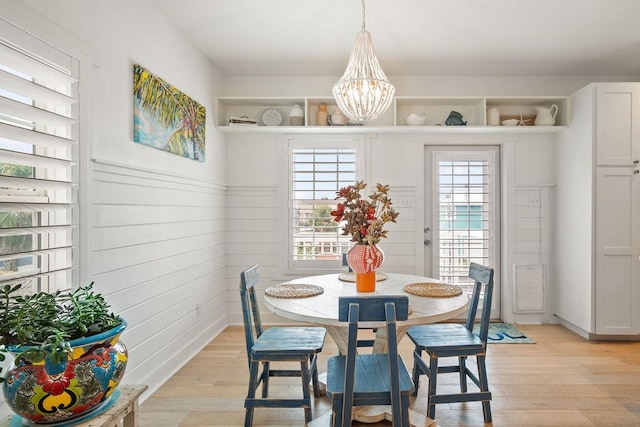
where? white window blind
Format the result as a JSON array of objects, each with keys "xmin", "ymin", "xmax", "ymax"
[
  {"xmin": 0, "ymin": 18, "xmax": 79, "ymax": 294},
  {"xmin": 291, "ymin": 147, "xmax": 357, "ymax": 268},
  {"xmin": 437, "ymin": 159, "xmax": 491, "ymax": 286}
]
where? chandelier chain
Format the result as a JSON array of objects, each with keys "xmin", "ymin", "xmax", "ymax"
[{"xmin": 361, "ymin": 0, "xmax": 366, "ymax": 32}]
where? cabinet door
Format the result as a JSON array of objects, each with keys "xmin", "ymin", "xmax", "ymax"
[
  {"xmin": 594, "ymin": 167, "xmax": 640, "ymax": 334},
  {"xmin": 595, "ymin": 83, "xmax": 640, "ymax": 166}
]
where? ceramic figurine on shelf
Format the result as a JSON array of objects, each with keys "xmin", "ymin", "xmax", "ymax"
[{"xmin": 445, "ymin": 111, "xmax": 467, "ymax": 126}]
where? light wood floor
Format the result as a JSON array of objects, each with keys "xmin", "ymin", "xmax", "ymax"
[{"xmin": 139, "ymin": 324, "xmax": 640, "ymax": 426}]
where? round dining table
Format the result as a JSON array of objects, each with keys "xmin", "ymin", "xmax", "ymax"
[{"xmin": 264, "ymin": 272, "xmax": 470, "ymax": 355}]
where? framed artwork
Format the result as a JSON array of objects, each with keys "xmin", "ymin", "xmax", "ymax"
[{"xmin": 133, "ymin": 64, "xmax": 206, "ymax": 161}]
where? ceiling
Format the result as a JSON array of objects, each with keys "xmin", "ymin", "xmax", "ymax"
[{"xmin": 156, "ymin": 0, "xmax": 640, "ymax": 78}]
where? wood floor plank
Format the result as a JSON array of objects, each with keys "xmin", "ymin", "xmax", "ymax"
[{"xmin": 139, "ymin": 324, "xmax": 640, "ymax": 426}]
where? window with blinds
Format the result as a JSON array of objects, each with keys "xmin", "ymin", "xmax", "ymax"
[
  {"xmin": 0, "ymin": 18, "xmax": 79, "ymax": 294},
  {"xmin": 290, "ymin": 147, "xmax": 357, "ymax": 268},
  {"xmin": 437, "ymin": 159, "xmax": 491, "ymax": 285}
]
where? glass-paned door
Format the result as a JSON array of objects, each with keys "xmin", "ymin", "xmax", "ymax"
[{"xmin": 424, "ymin": 146, "xmax": 500, "ymax": 319}]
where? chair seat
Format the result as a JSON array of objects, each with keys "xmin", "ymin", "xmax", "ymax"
[
  {"xmin": 252, "ymin": 327, "xmax": 326, "ymax": 357},
  {"xmin": 326, "ymin": 354, "xmax": 414, "ymax": 397},
  {"xmin": 407, "ymin": 323, "xmax": 484, "ymax": 354}
]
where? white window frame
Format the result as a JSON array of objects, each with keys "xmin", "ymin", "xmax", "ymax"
[
  {"xmin": 281, "ymin": 135, "xmax": 365, "ymax": 274},
  {"xmin": 0, "ymin": 10, "xmax": 82, "ymax": 295}
]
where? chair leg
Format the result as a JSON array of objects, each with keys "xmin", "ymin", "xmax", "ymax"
[
  {"xmin": 459, "ymin": 356, "xmax": 468, "ymax": 393},
  {"xmin": 411, "ymin": 347, "xmax": 423, "ymax": 396},
  {"xmin": 300, "ymin": 359, "xmax": 312, "ymax": 424},
  {"xmin": 400, "ymin": 395, "xmax": 411, "ymax": 427},
  {"xmin": 331, "ymin": 394, "xmax": 344, "ymax": 427},
  {"xmin": 261, "ymin": 361, "xmax": 270, "ymax": 398},
  {"xmin": 477, "ymin": 354, "xmax": 492, "ymax": 423},
  {"xmin": 427, "ymin": 355, "xmax": 439, "ymax": 420},
  {"xmin": 310, "ymin": 354, "xmax": 321, "ymax": 398},
  {"xmin": 245, "ymin": 360, "xmax": 260, "ymax": 427}
]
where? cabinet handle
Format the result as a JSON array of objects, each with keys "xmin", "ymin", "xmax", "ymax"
[
  {"xmin": 634, "ymin": 159, "xmax": 640, "ymax": 165},
  {"xmin": 634, "ymin": 169, "xmax": 639, "ymax": 175}
]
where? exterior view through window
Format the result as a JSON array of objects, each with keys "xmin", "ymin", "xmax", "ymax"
[
  {"xmin": 438, "ymin": 159, "xmax": 491, "ymax": 284},
  {"xmin": 291, "ymin": 148, "xmax": 356, "ymax": 265},
  {"xmin": 425, "ymin": 146, "xmax": 499, "ymax": 318}
]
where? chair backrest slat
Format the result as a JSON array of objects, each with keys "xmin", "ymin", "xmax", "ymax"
[
  {"xmin": 338, "ymin": 295, "xmax": 409, "ymax": 322},
  {"xmin": 464, "ymin": 262, "xmax": 495, "ymax": 344},
  {"xmin": 338, "ymin": 295, "xmax": 409, "ymax": 426},
  {"xmin": 240, "ymin": 265, "xmax": 263, "ymax": 367}
]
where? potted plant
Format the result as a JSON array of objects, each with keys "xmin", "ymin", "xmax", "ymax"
[
  {"xmin": 331, "ymin": 181, "xmax": 399, "ymax": 291},
  {"xmin": 0, "ymin": 282, "xmax": 128, "ymax": 424}
]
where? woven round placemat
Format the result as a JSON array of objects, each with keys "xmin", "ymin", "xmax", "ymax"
[
  {"xmin": 403, "ymin": 282, "xmax": 463, "ymax": 298},
  {"xmin": 338, "ymin": 272, "xmax": 388, "ymax": 282},
  {"xmin": 264, "ymin": 283, "xmax": 324, "ymax": 298}
]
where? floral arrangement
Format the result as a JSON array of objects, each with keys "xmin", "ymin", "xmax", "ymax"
[{"xmin": 330, "ymin": 181, "xmax": 399, "ymax": 245}]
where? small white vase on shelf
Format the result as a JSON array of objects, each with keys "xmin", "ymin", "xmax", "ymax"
[{"xmin": 289, "ymin": 104, "xmax": 304, "ymax": 126}]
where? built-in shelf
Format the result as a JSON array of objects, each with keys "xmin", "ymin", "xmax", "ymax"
[{"xmin": 216, "ymin": 95, "xmax": 569, "ymax": 132}]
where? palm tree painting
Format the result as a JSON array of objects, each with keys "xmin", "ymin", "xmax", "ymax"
[{"xmin": 133, "ymin": 64, "xmax": 206, "ymax": 161}]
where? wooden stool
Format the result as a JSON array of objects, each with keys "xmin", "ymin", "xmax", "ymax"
[{"xmin": 1, "ymin": 384, "xmax": 147, "ymax": 427}]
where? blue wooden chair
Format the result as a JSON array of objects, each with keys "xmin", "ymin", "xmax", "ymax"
[
  {"xmin": 326, "ymin": 295, "xmax": 414, "ymax": 427},
  {"xmin": 240, "ymin": 265, "xmax": 327, "ymax": 426},
  {"xmin": 406, "ymin": 263, "xmax": 495, "ymax": 423}
]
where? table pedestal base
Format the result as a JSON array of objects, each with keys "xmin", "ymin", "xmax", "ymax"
[{"xmin": 308, "ymin": 406, "xmax": 437, "ymax": 427}]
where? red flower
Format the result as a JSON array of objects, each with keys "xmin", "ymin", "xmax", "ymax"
[{"xmin": 330, "ymin": 203, "xmax": 345, "ymax": 222}]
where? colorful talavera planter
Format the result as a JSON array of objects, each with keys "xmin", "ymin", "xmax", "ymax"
[
  {"xmin": 2, "ymin": 320, "xmax": 128, "ymax": 424},
  {"xmin": 346, "ymin": 244, "xmax": 384, "ymax": 292}
]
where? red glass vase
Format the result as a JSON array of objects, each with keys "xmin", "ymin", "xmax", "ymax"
[{"xmin": 346, "ymin": 244, "xmax": 384, "ymax": 292}]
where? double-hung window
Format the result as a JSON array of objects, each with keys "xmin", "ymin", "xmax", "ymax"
[
  {"xmin": 0, "ymin": 18, "xmax": 79, "ymax": 294},
  {"xmin": 287, "ymin": 136, "xmax": 364, "ymax": 271}
]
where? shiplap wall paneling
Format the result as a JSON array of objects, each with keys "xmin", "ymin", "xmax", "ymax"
[
  {"xmin": 226, "ymin": 185, "xmax": 281, "ymax": 325},
  {"xmin": 88, "ymin": 161, "xmax": 227, "ymax": 394}
]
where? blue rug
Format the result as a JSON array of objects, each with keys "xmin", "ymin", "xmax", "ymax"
[{"xmin": 474, "ymin": 322, "xmax": 535, "ymax": 344}]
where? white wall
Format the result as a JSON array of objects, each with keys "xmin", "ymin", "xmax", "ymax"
[
  {"xmin": 223, "ymin": 75, "xmax": 640, "ymax": 98},
  {"xmin": 0, "ymin": 0, "xmax": 227, "ymax": 415},
  {"xmin": 223, "ymin": 128, "xmax": 557, "ymax": 326}
]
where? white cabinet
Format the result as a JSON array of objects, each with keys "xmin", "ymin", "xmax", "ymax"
[
  {"xmin": 216, "ymin": 96, "xmax": 568, "ymax": 132},
  {"xmin": 555, "ymin": 82, "xmax": 640, "ymax": 337},
  {"xmin": 595, "ymin": 167, "xmax": 639, "ymax": 334},
  {"xmin": 595, "ymin": 83, "xmax": 640, "ymax": 166}
]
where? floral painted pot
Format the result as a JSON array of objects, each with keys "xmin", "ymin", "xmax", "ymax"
[
  {"xmin": 2, "ymin": 321, "xmax": 128, "ymax": 425},
  {"xmin": 346, "ymin": 244, "xmax": 384, "ymax": 292}
]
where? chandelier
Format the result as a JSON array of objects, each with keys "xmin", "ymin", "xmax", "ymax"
[{"xmin": 332, "ymin": 0, "xmax": 395, "ymax": 123}]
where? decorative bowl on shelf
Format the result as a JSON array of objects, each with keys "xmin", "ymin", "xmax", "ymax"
[
  {"xmin": 405, "ymin": 113, "xmax": 427, "ymax": 126},
  {"xmin": 501, "ymin": 119, "xmax": 519, "ymax": 126}
]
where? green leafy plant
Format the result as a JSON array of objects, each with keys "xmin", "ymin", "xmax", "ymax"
[{"xmin": 0, "ymin": 282, "xmax": 122, "ymax": 380}]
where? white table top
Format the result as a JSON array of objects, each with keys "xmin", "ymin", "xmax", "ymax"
[{"xmin": 264, "ymin": 273, "xmax": 469, "ymax": 329}]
